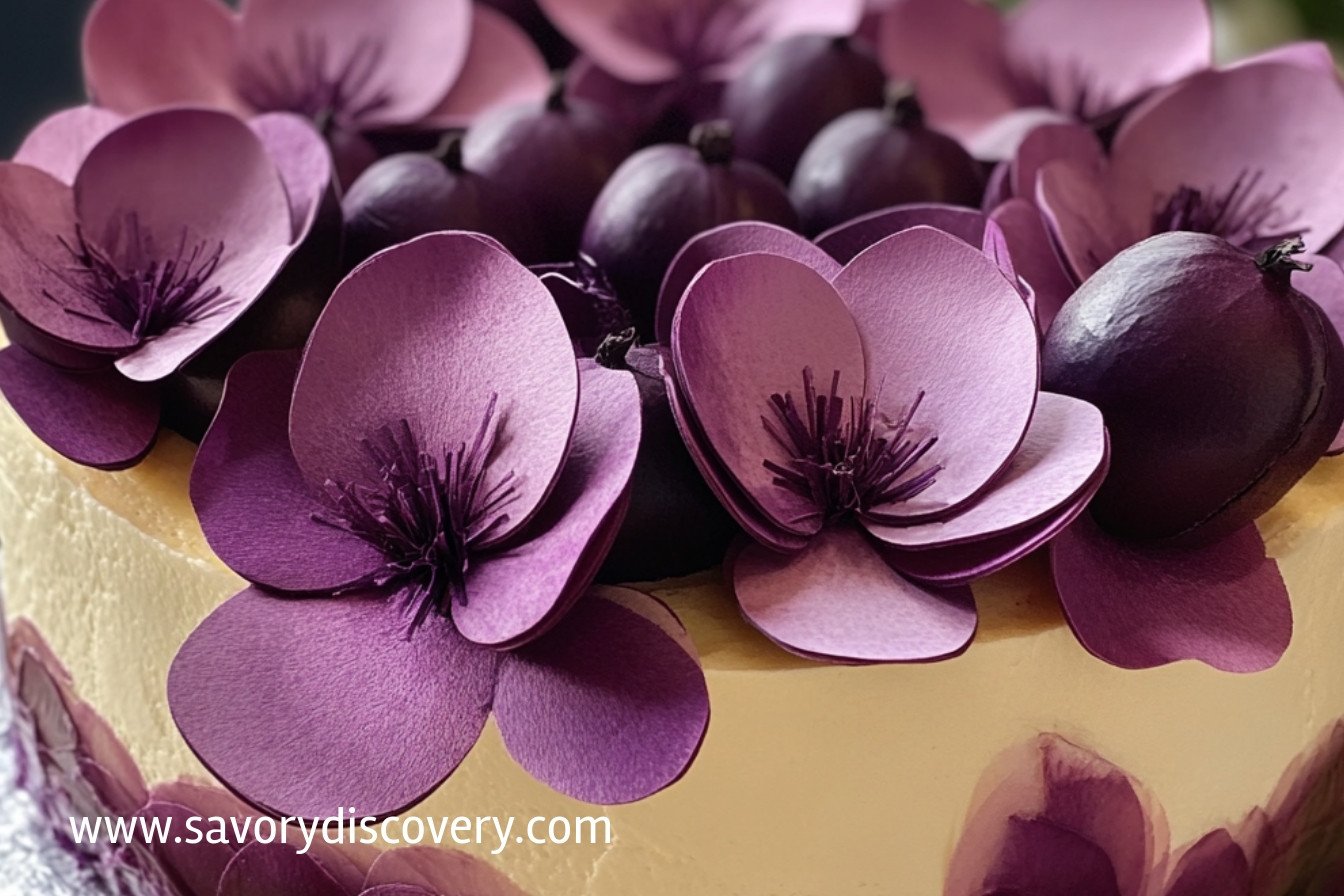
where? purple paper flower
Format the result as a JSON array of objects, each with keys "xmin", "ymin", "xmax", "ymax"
[
  {"xmin": 878, "ymin": 0, "xmax": 1213, "ymax": 158},
  {"xmin": 82, "ymin": 0, "xmax": 550, "ymax": 137},
  {"xmin": 0, "ymin": 107, "xmax": 328, "ymax": 470},
  {"xmin": 540, "ymin": 0, "xmax": 864, "ymax": 135},
  {"xmin": 169, "ymin": 232, "xmax": 709, "ymax": 818},
  {"xmin": 661, "ymin": 224, "xmax": 1108, "ymax": 662}
]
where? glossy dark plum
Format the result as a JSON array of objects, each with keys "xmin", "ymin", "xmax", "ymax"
[
  {"xmin": 580, "ymin": 121, "xmax": 798, "ymax": 337},
  {"xmin": 1043, "ymin": 233, "xmax": 1344, "ymax": 543},
  {"xmin": 723, "ymin": 34, "xmax": 886, "ymax": 182},
  {"xmin": 790, "ymin": 83, "xmax": 983, "ymax": 237}
]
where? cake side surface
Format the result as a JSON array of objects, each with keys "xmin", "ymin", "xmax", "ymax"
[{"xmin": 4, "ymin": 395, "xmax": 1344, "ymax": 895}]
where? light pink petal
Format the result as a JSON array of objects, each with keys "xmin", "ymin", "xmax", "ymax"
[
  {"xmin": 13, "ymin": 106, "xmax": 125, "ymax": 185},
  {"xmin": 1006, "ymin": 0, "xmax": 1212, "ymax": 121},
  {"xmin": 1112, "ymin": 62, "xmax": 1344, "ymax": 255},
  {"xmin": 454, "ymin": 363, "xmax": 640, "ymax": 648},
  {"xmin": 832, "ymin": 227, "xmax": 1039, "ymax": 518},
  {"xmin": 736, "ymin": 0, "xmax": 866, "ymax": 79},
  {"xmin": 533, "ymin": 0, "xmax": 685, "ymax": 83},
  {"xmin": 291, "ymin": 233, "xmax": 578, "ymax": 547},
  {"xmin": 734, "ymin": 526, "xmax": 976, "ymax": 663},
  {"xmin": 963, "ymin": 106, "xmax": 1072, "ymax": 161},
  {"xmin": 419, "ymin": 4, "xmax": 551, "ymax": 128},
  {"xmin": 1294, "ymin": 257, "xmax": 1344, "ymax": 455},
  {"xmin": 190, "ymin": 350, "xmax": 384, "ymax": 593},
  {"xmin": 168, "ymin": 587, "xmax": 500, "ymax": 819},
  {"xmin": 655, "ymin": 221, "xmax": 841, "ymax": 343},
  {"xmin": 866, "ymin": 392, "xmax": 1104, "ymax": 547},
  {"xmin": 1228, "ymin": 40, "xmax": 1337, "ymax": 74},
  {"xmin": 1036, "ymin": 159, "xmax": 1145, "ymax": 282},
  {"xmin": 815, "ymin": 203, "xmax": 992, "ymax": 266},
  {"xmin": 248, "ymin": 113, "xmax": 334, "ymax": 243},
  {"xmin": 218, "ymin": 842, "xmax": 349, "ymax": 896},
  {"xmin": 494, "ymin": 586, "xmax": 709, "ymax": 802},
  {"xmin": 1052, "ymin": 515, "xmax": 1293, "ymax": 672},
  {"xmin": 0, "ymin": 346, "xmax": 158, "ymax": 470},
  {"xmin": 237, "ymin": 0, "xmax": 472, "ymax": 128},
  {"xmin": 672, "ymin": 253, "xmax": 866, "ymax": 538},
  {"xmin": 1009, "ymin": 122, "xmax": 1106, "ymax": 201},
  {"xmin": 877, "ymin": 0, "xmax": 1023, "ymax": 146},
  {"xmin": 364, "ymin": 847, "xmax": 531, "ymax": 895},
  {"xmin": 990, "ymin": 198, "xmax": 1077, "ymax": 332},
  {"xmin": 82, "ymin": 0, "xmax": 242, "ymax": 115}
]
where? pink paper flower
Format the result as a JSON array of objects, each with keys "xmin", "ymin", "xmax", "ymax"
[
  {"xmin": 170, "ymin": 233, "xmax": 709, "ymax": 818},
  {"xmin": 0, "ymin": 108, "xmax": 328, "ymax": 470},
  {"xmin": 878, "ymin": 0, "xmax": 1213, "ymax": 158},
  {"xmin": 661, "ymin": 224, "xmax": 1108, "ymax": 662}
]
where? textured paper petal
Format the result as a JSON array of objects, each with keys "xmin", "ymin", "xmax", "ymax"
[
  {"xmin": 877, "ymin": 0, "xmax": 1022, "ymax": 146},
  {"xmin": 1006, "ymin": 0, "xmax": 1211, "ymax": 120},
  {"xmin": 82, "ymin": 0, "xmax": 242, "ymax": 115},
  {"xmin": 672, "ymin": 253, "xmax": 866, "ymax": 537},
  {"xmin": 138, "ymin": 801, "xmax": 238, "ymax": 896},
  {"xmin": 1112, "ymin": 63, "xmax": 1344, "ymax": 255},
  {"xmin": 168, "ymin": 587, "xmax": 500, "ymax": 819},
  {"xmin": 13, "ymin": 105, "xmax": 124, "ymax": 185},
  {"xmin": 419, "ymin": 5, "xmax": 550, "ymax": 128},
  {"xmin": 191, "ymin": 350, "xmax": 384, "ymax": 593},
  {"xmin": 866, "ymin": 393, "xmax": 1105, "ymax": 548},
  {"xmin": 455, "ymin": 363, "xmax": 640, "ymax": 648},
  {"xmin": 1231, "ymin": 40, "xmax": 1338, "ymax": 74},
  {"xmin": 533, "ymin": 0, "xmax": 686, "ymax": 83},
  {"xmin": 1036, "ymin": 159, "xmax": 1145, "ymax": 282},
  {"xmin": 1052, "ymin": 515, "xmax": 1293, "ymax": 672},
  {"xmin": 964, "ymin": 106, "xmax": 1072, "ymax": 161},
  {"xmin": 739, "ymin": 0, "xmax": 866, "ymax": 78},
  {"xmin": 655, "ymin": 221, "xmax": 841, "ymax": 343},
  {"xmin": 1164, "ymin": 830, "xmax": 1252, "ymax": 896},
  {"xmin": 0, "ymin": 346, "xmax": 158, "ymax": 470},
  {"xmin": 833, "ymin": 227, "xmax": 1039, "ymax": 517},
  {"xmin": 291, "ymin": 233, "xmax": 578, "ymax": 546},
  {"xmin": 237, "ymin": 0, "xmax": 472, "ymax": 128},
  {"xmin": 1008, "ymin": 122, "xmax": 1106, "ymax": 202},
  {"xmin": 363, "ymin": 846, "xmax": 532, "ymax": 895},
  {"xmin": 217, "ymin": 842, "xmax": 348, "ymax": 896},
  {"xmin": 815, "ymin": 203, "xmax": 991, "ymax": 266},
  {"xmin": 248, "ymin": 113, "xmax": 334, "ymax": 242},
  {"xmin": 494, "ymin": 586, "xmax": 709, "ymax": 802},
  {"xmin": 1294, "ymin": 257, "xmax": 1344, "ymax": 455},
  {"xmin": 990, "ymin": 198, "xmax": 1077, "ymax": 332},
  {"xmin": 733, "ymin": 526, "xmax": 976, "ymax": 662}
]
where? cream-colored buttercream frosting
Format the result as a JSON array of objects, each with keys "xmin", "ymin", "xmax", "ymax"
[{"xmin": 2, "ymin": 392, "xmax": 1344, "ymax": 895}]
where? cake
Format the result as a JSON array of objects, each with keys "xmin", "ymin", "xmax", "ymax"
[{"xmin": 4, "ymin": 0, "xmax": 1344, "ymax": 894}]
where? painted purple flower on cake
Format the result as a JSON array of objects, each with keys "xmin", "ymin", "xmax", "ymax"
[
  {"xmin": 663, "ymin": 225, "xmax": 1109, "ymax": 662},
  {"xmin": 541, "ymin": 0, "xmax": 864, "ymax": 135},
  {"xmin": 82, "ymin": 0, "xmax": 549, "ymax": 165},
  {"xmin": 0, "ymin": 107, "xmax": 325, "ymax": 470},
  {"xmin": 171, "ymin": 232, "xmax": 709, "ymax": 818},
  {"xmin": 878, "ymin": 0, "xmax": 1213, "ymax": 158}
]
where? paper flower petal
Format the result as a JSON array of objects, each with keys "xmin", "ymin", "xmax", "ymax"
[
  {"xmin": 1232, "ymin": 40, "xmax": 1338, "ymax": 74},
  {"xmin": 534, "ymin": 0, "xmax": 685, "ymax": 83},
  {"xmin": 363, "ymin": 846, "xmax": 532, "ymax": 895},
  {"xmin": 1036, "ymin": 159, "xmax": 1144, "ymax": 282},
  {"xmin": 672, "ymin": 253, "xmax": 866, "ymax": 538},
  {"xmin": 733, "ymin": 526, "xmax": 976, "ymax": 663},
  {"xmin": 13, "ymin": 105, "xmax": 124, "ymax": 185},
  {"xmin": 494, "ymin": 586, "xmax": 708, "ymax": 803},
  {"xmin": 1163, "ymin": 830, "xmax": 1252, "ymax": 896},
  {"xmin": 1112, "ymin": 62, "xmax": 1344, "ymax": 255},
  {"xmin": 833, "ymin": 227, "xmax": 1039, "ymax": 517},
  {"xmin": 419, "ymin": 5, "xmax": 551, "ymax": 128},
  {"xmin": 866, "ymin": 393, "xmax": 1105, "ymax": 547},
  {"xmin": 82, "ymin": 0, "xmax": 242, "ymax": 115},
  {"xmin": 169, "ymin": 587, "xmax": 500, "ymax": 819},
  {"xmin": 1293, "ymin": 257, "xmax": 1344, "ymax": 455},
  {"xmin": 455, "ymin": 363, "xmax": 640, "ymax": 648},
  {"xmin": 1006, "ymin": 0, "xmax": 1211, "ymax": 121},
  {"xmin": 990, "ymin": 199, "xmax": 1076, "ymax": 332},
  {"xmin": 1052, "ymin": 515, "xmax": 1293, "ymax": 672},
  {"xmin": 974, "ymin": 816, "xmax": 1124, "ymax": 896},
  {"xmin": 655, "ymin": 221, "xmax": 840, "ymax": 343},
  {"xmin": 0, "ymin": 346, "xmax": 158, "ymax": 470},
  {"xmin": 291, "ymin": 233, "xmax": 578, "ymax": 547},
  {"xmin": 139, "ymin": 800, "xmax": 239, "ymax": 896},
  {"xmin": 1008, "ymin": 122, "xmax": 1106, "ymax": 202},
  {"xmin": 814, "ymin": 203, "xmax": 992, "ymax": 265},
  {"xmin": 217, "ymin": 841, "xmax": 348, "ymax": 896},
  {"xmin": 237, "ymin": 0, "xmax": 472, "ymax": 128},
  {"xmin": 191, "ymin": 350, "xmax": 384, "ymax": 593},
  {"xmin": 248, "ymin": 113, "xmax": 334, "ymax": 243}
]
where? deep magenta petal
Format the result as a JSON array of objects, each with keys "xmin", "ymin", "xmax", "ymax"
[
  {"xmin": 1163, "ymin": 830, "xmax": 1252, "ymax": 896},
  {"xmin": 168, "ymin": 587, "xmax": 500, "ymax": 819},
  {"xmin": 363, "ymin": 846, "xmax": 532, "ymax": 895},
  {"xmin": 1052, "ymin": 515, "xmax": 1293, "ymax": 672},
  {"xmin": 248, "ymin": 113, "xmax": 335, "ymax": 243},
  {"xmin": 494, "ymin": 587, "xmax": 709, "ymax": 803},
  {"xmin": 217, "ymin": 842, "xmax": 349, "ymax": 896},
  {"xmin": 814, "ymin": 203, "xmax": 992, "ymax": 265}
]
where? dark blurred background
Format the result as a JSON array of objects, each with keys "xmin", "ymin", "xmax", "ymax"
[{"xmin": 0, "ymin": 0, "xmax": 1339, "ymax": 155}]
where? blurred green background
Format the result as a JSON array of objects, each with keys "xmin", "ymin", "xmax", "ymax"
[{"xmin": 1, "ymin": 0, "xmax": 1340, "ymax": 154}]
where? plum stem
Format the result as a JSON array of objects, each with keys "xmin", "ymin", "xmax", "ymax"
[
  {"xmin": 546, "ymin": 70, "xmax": 568, "ymax": 112},
  {"xmin": 1256, "ymin": 236, "xmax": 1313, "ymax": 282},
  {"xmin": 691, "ymin": 120, "xmax": 735, "ymax": 164},
  {"xmin": 884, "ymin": 81, "xmax": 924, "ymax": 128},
  {"xmin": 594, "ymin": 327, "xmax": 638, "ymax": 370},
  {"xmin": 432, "ymin": 132, "xmax": 465, "ymax": 172}
]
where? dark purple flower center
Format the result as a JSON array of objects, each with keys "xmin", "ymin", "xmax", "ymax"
[
  {"xmin": 48, "ymin": 217, "xmax": 227, "ymax": 343},
  {"xmin": 762, "ymin": 368, "xmax": 941, "ymax": 523},
  {"xmin": 614, "ymin": 0, "xmax": 761, "ymax": 73},
  {"xmin": 236, "ymin": 34, "xmax": 392, "ymax": 128},
  {"xmin": 313, "ymin": 401, "xmax": 517, "ymax": 632},
  {"xmin": 1153, "ymin": 172, "xmax": 1295, "ymax": 248}
]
